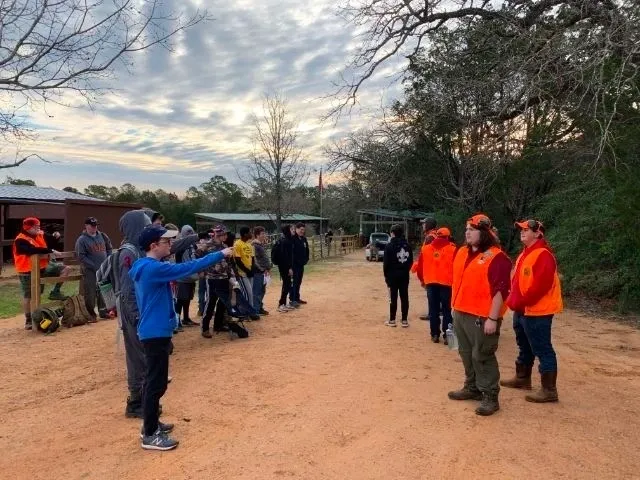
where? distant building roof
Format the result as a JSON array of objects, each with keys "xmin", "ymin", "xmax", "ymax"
[
  {"xmin": 0, "ymin": 185, "xmax": 99, "ymax": 202},
  {"xmin": 195, "ymin": 213, "xmax": 328, "ymax": 222},
  {"xmin": 357, "ymin": 208, "xmax": 434, "ymax": 220}
]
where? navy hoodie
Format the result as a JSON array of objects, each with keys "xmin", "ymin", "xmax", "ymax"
[{"xmin": 129, "ymin": 251, "xmax": 225, "ymax": 341}]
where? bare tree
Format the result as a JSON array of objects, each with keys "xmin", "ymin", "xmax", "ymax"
[
  {"xmin": 243, "ymin": 94, "xmax": 309, "ymax": 228},
  {"xmin": 0, "ymin": 0, "xmax": 209, "ymax": 169}
]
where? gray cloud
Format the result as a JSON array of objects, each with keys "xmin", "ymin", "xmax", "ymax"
[{"xmin": 17, "ymin": 0, "xmax": 404, "ymax": 192}]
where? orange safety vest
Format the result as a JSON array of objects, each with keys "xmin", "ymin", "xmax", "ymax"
[
  {"xmin": 516, "ymin": 248, "xmax": 563, "ymax": 316},
  {"xmin": 420, "ymin": 242, "xmax": 456, "ymax": 286},
  {"xmin": 12, "ymin": 232, "xmax": 49, "ymax": 273},
  {"xmin": 452, "ymin": 246, "xmax": 506, "ymax": 318}
]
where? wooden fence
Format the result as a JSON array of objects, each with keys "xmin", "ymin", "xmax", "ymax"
[
  {"xmin": 265, "ymin": 235, "xmax": 359, "ymax": 262},
  {"xmin": 30, "ymin": 252, "xmax": 82, "ymax": 315}
]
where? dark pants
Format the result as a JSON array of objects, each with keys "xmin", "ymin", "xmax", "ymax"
[
  {"xmin": 122, "ymin": 314, "xmax": 145, "ymax": 399},
  {"xmin": 202, "ymin": 278, "xmax": 229, "ymax": 332},
  {"xmin": 279, "ymin": 268, "xmax": 292, "ymax": 306},
  {"xmin": 291, "ymin": 266, "xmax": 304, "ymax": 302},
  {"xmin": 142, "ymin": 337, "xmax": 171, "ymax": 437},
  {"xmin": 82, "ymin": 266, "xmax": 106, "ymax": 317},
  {"xmin": 388, "ymin": 280, "xmax": 409, "ymax": 321},
  {"xmin": 453, "ymin": 310, "xmax": 500, "ymax": 395},
  {"xmin": 198, "ymin": 278, "xmax": 206, "ymax": 314},
  {"xmin": 253, "ymin": 272, "xmax": 265, "ymax": 312},
  {"xmin": 174, "ymin": 282, "xmax": 196, "ymax": 321},
  {"xmin": 513, "ymin": 311, "xmax": 557, "ymax": 373},
  {"xmin": 426, "ymin": 284, "xmax": 453, "ymax": 337}
]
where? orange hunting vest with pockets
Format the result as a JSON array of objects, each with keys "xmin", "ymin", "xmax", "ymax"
[
  {"xmin": 516, "ymin": 248, "xmax": 563, "ymax": 316},
  {"xmin": 452, "ymin": 246, "xmax": 506, "ymax": 318},
  {"xmin": 421, "ymin": 243, "xmax": 456, "ymax": 286},
  {"xmin": 13, "ymin": 232, "xmax": 49, "ymax": 273}
]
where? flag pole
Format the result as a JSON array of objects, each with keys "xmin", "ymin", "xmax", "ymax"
[{"xmin": 319, "ymin": 167, "xmax": 323, "ymax": 238}]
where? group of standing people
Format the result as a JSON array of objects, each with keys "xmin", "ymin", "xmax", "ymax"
[{"xmin": 382, "ymin": 214, "xmax": 563, "ymax": 416}]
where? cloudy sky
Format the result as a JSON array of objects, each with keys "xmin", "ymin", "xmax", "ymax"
[{"xmin": 2, "ymin": 0, "xmax": 404, "ymax": 194}]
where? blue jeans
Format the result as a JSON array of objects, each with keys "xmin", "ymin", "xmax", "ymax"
[
  {"xmin": 291, "ymin": 266, "xmax": 304, "ymax": 302},
  {"xmin": 426, "ymin": 284, "xmax": 453, "ymax": 337},
  {"xmin": 513, "ymin": 311, "xmax": 557, "ymax": 373},
  {"xmin": 253, "ymin": 272, "xmax": 265, "ymax": 312}
]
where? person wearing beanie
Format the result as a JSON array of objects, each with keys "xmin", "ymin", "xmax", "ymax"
[
  {"xmin": 13, "ymin": 217, "xmax": 70, "ymax": 330},
  {"xmin": 414, "ymin": 227, "xmax": 457, "ymax": 344},
  {"xmin": 502, "ymin": 219, "xmax": 563, "ymax": 403},
  {"xmin": 383, "ymin": 224, "xmax": 413, "ymax": 328},
  {"xmin": 448, "ymin": 214, "xmax": 511, "ymax": 416}
]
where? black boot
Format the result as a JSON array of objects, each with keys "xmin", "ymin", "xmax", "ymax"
[
  {"xmin": 125, "ymin": 395, "xmax": 143, "ymax": 418},
  {"xmin": 475, "ymin": 393, "xmax": 500, "ymax": 416}
]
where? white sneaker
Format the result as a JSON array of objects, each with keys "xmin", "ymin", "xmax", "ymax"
[
  {"xmin": 385, "ymin": 319, "xmax": 397, "ymax": 327},
  {"xmin": 277, "ymin": 305, "xmax": 289, "ymax": 313}
]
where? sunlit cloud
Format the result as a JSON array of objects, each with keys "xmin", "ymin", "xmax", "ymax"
[{"xmin": 4, "ymin": 0, "xmax": 403, "ymax": 194}]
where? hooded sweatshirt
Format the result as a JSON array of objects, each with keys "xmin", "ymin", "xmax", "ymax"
[
  {"xmin": 174, "ymin": 225, "xmax": 200, "ymax": 283},
  {"xmin": 117, "ymin": 210, "xmax": 151, "ymax": 326},
  {"xmin": 75, "ymin": 231, "xmax": 112, "ymax": 271},
  {"xmin": 129, "ymin": 250, "xmax": 226, "ymax": 341},
  {"xmin": 383, "ymin": 236, "xmax": 413, "ymax": 285}
]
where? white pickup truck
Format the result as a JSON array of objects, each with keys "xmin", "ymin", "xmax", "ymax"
[{"xmin": 365, "ymin": 232, "xmax": 390, "ymax": 261}]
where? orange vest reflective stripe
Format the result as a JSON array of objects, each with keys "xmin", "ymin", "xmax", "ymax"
[
  {"xmin": 452, "ymin": 246, "xmax": 506, "ymax": 318},
  {"xmin": 517, "ymin": 248, "xmax": 563, "ymax": 316},
  {"xmin": 12, "ymin": 232, "xmax": 49, "ymax": 273},
  {"xmin": 421, "ymin": 243, "xmax": 456, "ymax": 286}
]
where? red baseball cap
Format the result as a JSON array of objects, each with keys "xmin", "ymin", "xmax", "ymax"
[
  {"xmin": 436, "ymin": 227, "xmax": 451, "ymax": 237},
  {"xmin": 23, "ymin": 217, "xmax": 40, "ymax": 228},
  {"xmin": 515, "ymin": 219, "xmax": 545, "ymax": 234}
]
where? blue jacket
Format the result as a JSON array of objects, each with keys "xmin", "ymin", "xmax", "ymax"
[{"xmin": 129, "ymin": 251, "xmax": 225, "ymax": 341}]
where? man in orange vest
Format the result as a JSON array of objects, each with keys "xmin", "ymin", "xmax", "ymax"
[
  {"xmin": 13, "ymin": 217, "xmax": 70, "ymax": 329},
  {"xmin": 414, "ymin": 227, "xmax": 457, "ymax": 343},
  {"xmin": 448, "ymin": 214, "xmax": 512, "ymax": 416},
  {"xmin": 503, "ymin": 219, "xmax": 562, "ymax": 403},
  {"xmin": 415, "ymin": 217, "xmax": 437, "ymax": 321}
]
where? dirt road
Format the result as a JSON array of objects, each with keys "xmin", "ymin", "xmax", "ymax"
[{"xmin": 1, "ymin": 253, "xmax": 639, "ymax": 480}]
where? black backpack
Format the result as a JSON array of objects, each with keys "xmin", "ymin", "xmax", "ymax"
[{"xmin": 270, "ymin": 239, "xmax": 282, "ymax": 266}]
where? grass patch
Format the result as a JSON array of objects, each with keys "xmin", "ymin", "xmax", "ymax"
[{"xmin": 0, "ymin": 281, "xmax": 79, "ymax": 319}]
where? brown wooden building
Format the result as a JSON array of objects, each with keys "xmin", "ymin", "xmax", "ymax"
[{"xmin": 0, "ymin": 186, "xmax": 140, "ymax": 272}]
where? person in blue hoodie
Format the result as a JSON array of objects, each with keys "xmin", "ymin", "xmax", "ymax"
[{"xmin": 129, "ymin": 224, "xmax": 232, "ymax": 451}]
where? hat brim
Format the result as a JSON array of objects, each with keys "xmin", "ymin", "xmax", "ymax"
[
  {"xmin": 514, "ymin": 221, "xmax": 529, "ymax": 229},
  {"xmin": 161, "ymin": 230, "xmax": 179, "ymax": 239}
]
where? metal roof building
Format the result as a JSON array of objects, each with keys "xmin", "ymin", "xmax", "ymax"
[
  {"xmin": 356, "ymin": 208, "xmax": 435, "ymax": 241},
  {"xmin": 0, "ymin": 186, "xmax": 139, "ymax": 273},
  {"xmin": 0, "ymin": 185, "xmax": 99, "ymax": 202},
  {"xmin": 195, "ymin": 212, "xmax": 328, "ymax": 234}
]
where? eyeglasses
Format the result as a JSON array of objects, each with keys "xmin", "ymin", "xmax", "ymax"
[
  {"xmin": 157, "ymin": 238, "xmax": 174, "ymax": 245},
  {"xmin": 467, "ymin": 214, "xmax": 492, "ymax": 230}
]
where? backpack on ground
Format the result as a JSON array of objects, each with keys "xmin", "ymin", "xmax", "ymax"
[
  {"xmin": 61, "ymin": 295, "xmax": 93, "ymax": 327},
  {"xmin": 32, "ymin": 306, "xmax": 61, "ymax": 334},
  {"xmin": 270, "ymin": 239, "xmax": 282, "ymax": 266}
]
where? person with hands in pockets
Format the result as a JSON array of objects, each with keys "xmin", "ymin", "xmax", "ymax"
[
  {"xmin": 448, "ymin": 214, "xmax": 511, "ymax": 417},
  {"xmin": 129, "ymin": 224, "xmax": 233, "ymax": 451},
  {"xmin": 383, "ymin": 224, "xmax": 413, "ymax": 328}
]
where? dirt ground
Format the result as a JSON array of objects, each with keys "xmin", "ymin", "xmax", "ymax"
[{"xmin": 1, "ymin": 252, "xmax": 639, "ymax": 480}]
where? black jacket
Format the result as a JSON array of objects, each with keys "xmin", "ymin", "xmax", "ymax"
[
  {"xmin": 277, "ymin": 235, "xmax": 294, "ymax": 271},
  {"xmin": 292, "ymin": 234, "xmax": 309, "ymax": 267},
  {"xmin": 383, "ymin": 237, "xmax": 413, "ymax": 285}
]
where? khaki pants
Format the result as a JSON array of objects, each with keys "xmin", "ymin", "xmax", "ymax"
[{"xmin": 453, "ymin": 310, "xmax": 501, "ymax": 396}]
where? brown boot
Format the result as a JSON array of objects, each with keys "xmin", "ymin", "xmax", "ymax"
[
  {"xmin": 500, "ymin": 363, "xmax": 532, "ymax": 390},
  {"xmin": 525, "ymin": 371, "xmax": 559, "ymax": 403},
  {"xmin": 448, "ymin": 387, "xmax": 483, "ymax": 401}
]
